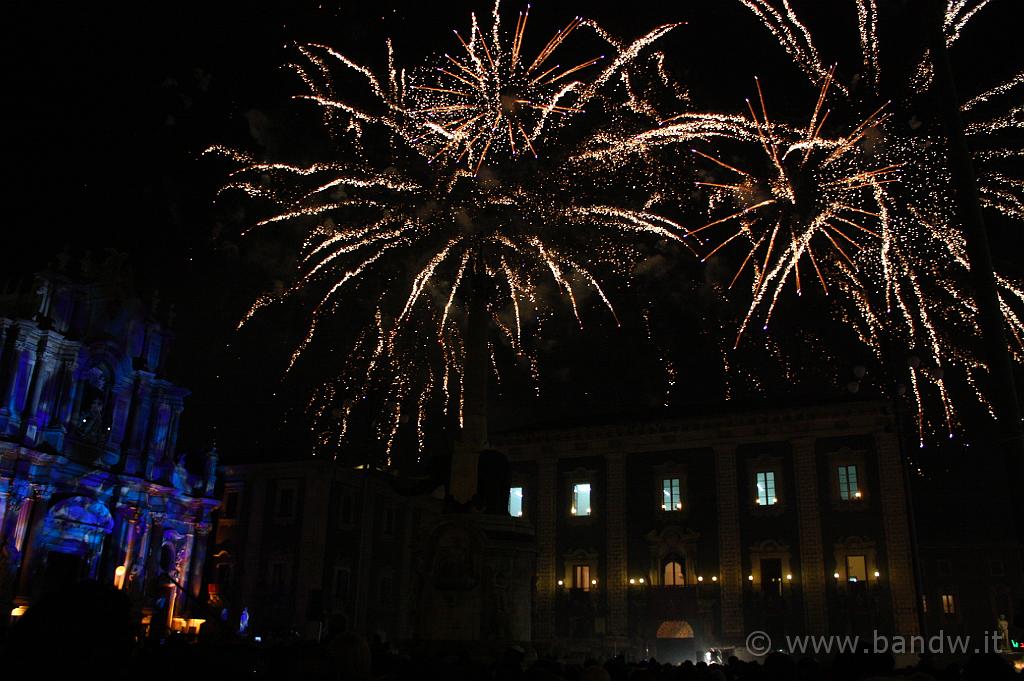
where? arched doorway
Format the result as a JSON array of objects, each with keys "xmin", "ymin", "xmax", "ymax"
[{"xmin": 655, "ymin": 620, "xmax": 696, "ymax": 664}]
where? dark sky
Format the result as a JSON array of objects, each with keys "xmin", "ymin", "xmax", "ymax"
[{"xmin": 4, "ymin": 1, "xmax": 1022, "ymax": 465}]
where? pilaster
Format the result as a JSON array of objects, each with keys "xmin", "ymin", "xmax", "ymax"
[
  {"xmin": 875, "ymin": 432, "xmax": 920, "ymax": 635},
  {"xmin": 605, "ymin": 452, "xmax": 628, "ymax": 637},
  {"xmin": 714, "ymin": 443, "xmax": 743, "ymax": 641},
  {"xmin": 793, "ymin": 437, "xmax": 828, "ymax": 633},
  {"xmin": 534, "ymin": 457, "xmax": 557, "ymax": 641}
]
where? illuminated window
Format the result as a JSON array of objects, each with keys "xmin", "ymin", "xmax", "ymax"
[
  {"xmin": 509, "ymin": 487, "xmax": 524, "ymax": 517},
  {"xmin": 572, "ymin": 483, "xmax": 592, "ymax": 516},
  {"xmin": 755, "ymin": 471, "xmax": 777, "ymax": 506},
  {"xmin": 846, "ymin": 555, "xmax": 867, "ymax": 582},
  {"xmin": 663, "ymin": 559, "xmax": 685, "ymax": 586},
  {"xmin": 574, "ymin": 564, "xmax": 591, "ymax": 591},
  {"xmin": 941, "ymin": 593, "xmax": 956, "ymax": 615},
  {"xmin": 662, "ymin": 478, "xmax": 682, "ymax": 511},
  {"xmin": 838, "ymin": 465, "xmax": 860, "ymax": 500}
]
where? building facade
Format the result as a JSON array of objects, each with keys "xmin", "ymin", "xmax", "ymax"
[
  {"xmin": 212, "ymin": 400, "xmax": 922, "ymax": 660},
  {"xmin": 0, "ymin": 262, "xmax": 218, "ymax": 632},
  {"xmin": 498, "ymin": 400, "xmax": 919, "ymax": 660},
  {"xmin": 211, "ymin": 461, "xmax": 442, "ymax": 641}
]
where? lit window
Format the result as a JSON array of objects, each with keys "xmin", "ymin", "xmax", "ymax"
[
  {"xmin": 663, "ymin": 560, "xmax": 685, "ymax": 586},
  {"xmin": 509, "ymin": 487, "xmax": 524, "ymax": 517},
  {"xmin": 941, "ymin": 593, "xmax": 956, "ymax": 615},
  {"xmin": 662, "ymin": 478, "xmax": 682, "ymax": 511},
  {"xmin": 755, "ymin": 471, "xmax": 777, "ymax": 506},
  {"xmin": 572, "ymin": 483, "xmax": 592, "ymax": 516},
  {"xmin": 838, "ymin": 465, "xmax": 860, "ymax": 500},
  {"xmin": 574, "ymin": 564, "xmax": 591, "ymax": 591},
  {"xmin": 846, "ymin": 555, "xmax": 867, "ymax": 582}
]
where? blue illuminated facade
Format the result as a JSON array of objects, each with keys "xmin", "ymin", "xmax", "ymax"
[{"xmin": 0, "ymin": 260, "xmax": 218, "ymax": 629}]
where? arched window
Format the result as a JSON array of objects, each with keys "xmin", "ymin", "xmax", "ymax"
[{"xmin": 663, "ymin": 559, "xmax": 685, "ymax": 586}]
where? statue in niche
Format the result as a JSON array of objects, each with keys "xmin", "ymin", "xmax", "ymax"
[
  {"xmin": 77, "ymin": 397, "xmax": 106, "ymax": 444},
  {"xmin": 34, "ymin": 279, "xmax": 52, "ymax": 321},
  {"xmin": 172, "ymin": 453, "xmax": 190, "ymax": 492}
]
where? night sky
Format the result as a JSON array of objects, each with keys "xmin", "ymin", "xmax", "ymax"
[{"xmin": 5, "ymin": 1, "xmax": 1023, "ymax": 466}]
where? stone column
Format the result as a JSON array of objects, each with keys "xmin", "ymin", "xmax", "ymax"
[
  {"xmin": 20, "ymin": 341, "xmax": 54, "ymax": 445},
  {"xmin": 534, "ymin": 457, "xmax": 557, "ymax": 641},
  {"xmin": 874, "ymin": 432, "xmax": 920, "ymax": 635},
  {"xmin": 15, "ymin": 485, "xmax": 54, "ymax": 597},
  {"xmin": 4, "ymin": 345, "xmax": 36, "ymax": 436},
  {"xmin": 353, "ymin": 476, "xmax": 374, "ymax": 631},
  {"xmin": 128, "ymin": 513, "xmax": 152, "ymax": 596},
  {"xmin": 190, "ymin": 522, "xmax": 211, "ymax": 601},
  {"xmin": 714, "ymin": 443, "xmax": 743, "ymax": 642},
  {"xmin": 0, "ymin": 324, "xmax": 17, "ymax": 431},
  {"xmin": 793, "ymin": 437, "xmax": 828, "ymax": 634},
  {"xmin": 295, "ymin": 469, "xmax": 330, "ymax": 630},
  {"xmin": 145, "ymin": 515, "xmax": 166, "ymax": 592},
  {"xmin": 240, "ymin": 479, "xmax": 267, "ymax": 609},
  {"xmin": 605, "ymin": 452, "xmax": 628, "ymax": 638}
]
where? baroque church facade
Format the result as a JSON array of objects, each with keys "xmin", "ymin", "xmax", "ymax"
[{"xmin": 0, "ymin": 256, "xmax": 218, "ymax": 632}]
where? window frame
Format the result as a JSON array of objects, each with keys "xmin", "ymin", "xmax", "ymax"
[
  {"xmin": 661, "ymin": 478, "xmax": 682, "ymax": 512},
  {"xmin": 571, "ymin": 482, "xmax": 593, "ymax": 517},
  {"xmin": 274, "ymin": 481, "xmax": 299, "ymax": 522},
  {"xmin": 509, "ymin": 486, "xmax": 525, "ymax": 518}
]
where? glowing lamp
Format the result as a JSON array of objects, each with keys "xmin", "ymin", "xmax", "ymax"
[
  {"xmin": 873, "ymin": 570, "xmax": 880, "ymax": 578},
  {"xmin": 638, "ymin": 577, "xmax": 645, "ymax": 584},
  {"xmin": 697, "ymin": 576, "xmax": 704, "ymax": 582},
  {"xmin": 591, "ymin": 578, "xmax": 598, "ymax": 586},
  {"xmin": 557, "ymin": 579, "xmax": 564, "ymax": 587},
  {"xmin": 711, "ymin": 576, "xmax": 718, "ymax": 582},
  {"xmin": 747, "ymin": 575, "xmax": 753, "ymax": 581},
  {"xmin": 786, "ymin": 574, "xmax": 793, "ymax": 581},
  {"xmin": 629, "ymin": 578, "xmax": 636, "ymax": 585},
  {"xmin": 833, "ymin": 572, "xmax": 840, "ymax": 579}
]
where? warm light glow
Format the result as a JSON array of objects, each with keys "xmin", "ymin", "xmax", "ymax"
[
  {"xmin": 114, "ymin": 565, "xmax": 127, "ymax": 590},
  {"xmin": 10, "ymin": 606, "xmax": 27, "ymax": 618},
  {"xmin": 697, "ymin": 576, "xmax": 704, "ymax": 582},
  {"xmin": 834, "ymin": 572, "xmax": 841, "ymax": 579},
  {"xmin": 557, "ymin": 579, "xmax": 564, "ymax": 586},
  {"xmin": 786, "ymin": 574, "xmax": 793, "ymax": 581},
  {"xmin": 748, "ymin": 575, "xmax": 753, "ymax": 581},
  {"xmin": 638, "ymin": 577, "xmax": 645, "ymax": 584},
  {"xmin": 629, "ymin": 578, "xmax": 636, "ymax": 585},
  {"xmin": 591, "ymin": 579, "xmax": 598, "ymax": 585},
  {"xmin": 711, "ymin": 576, "xmax": 718, "ymax": 582},
  {"xmin": 874, "ymin": 570, "xmax": 880, "ymax": 578}
]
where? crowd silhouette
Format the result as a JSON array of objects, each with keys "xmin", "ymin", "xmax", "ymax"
[{"xmin": 1, "ymin": 581, "xmax": 1020, "ymax": 680}]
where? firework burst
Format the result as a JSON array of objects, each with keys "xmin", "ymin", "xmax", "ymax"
[
  {"xmin": 711, "ymin": 0, "xmax": 1024, "ymax": 444},
  {"xmin": 208, "ymin": 1, "xmax": 684, "ymax": 465}
]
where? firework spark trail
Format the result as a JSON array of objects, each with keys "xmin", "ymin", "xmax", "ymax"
[
  {"xmin": 679, "ymin": 0, "xmax": 1024, "ymax": 447},
  {"xmin": 210, "ymin": 1, "xmax": 685, "ymax": 463}
]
